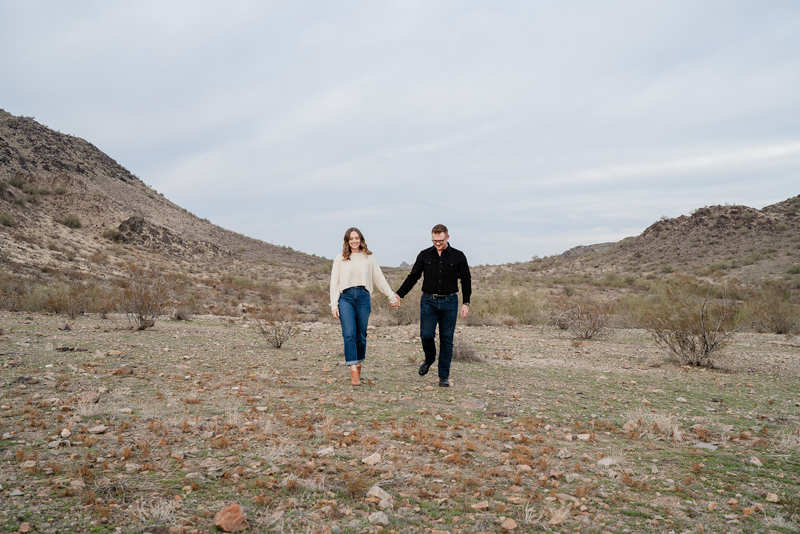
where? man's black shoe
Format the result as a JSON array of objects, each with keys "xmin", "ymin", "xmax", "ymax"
[
  {"xmin": 418, "ymin": 361, "xmax": 431, "ymax": 376},
  {"xmin": 439, "ymin": 378, "xmax": 450, "ymax": 387}
]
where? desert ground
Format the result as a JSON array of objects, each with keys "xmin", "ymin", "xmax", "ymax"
[{"xmin": 1, "ymin": 310, "xmax": 799, "ymax": 534}]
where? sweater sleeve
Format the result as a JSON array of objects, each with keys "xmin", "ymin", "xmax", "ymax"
[
  {"xmin": 330, "ymin": 255, "xmax": 342, "ymax": 311},
  {"xmin": 371, "ymin": 256, "xmax": 397, "ymax": 303}
]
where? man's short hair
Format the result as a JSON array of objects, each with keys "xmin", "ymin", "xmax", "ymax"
[{"xmin": 431, "ymin": 224, "xmax": 448, "ymax": 235}]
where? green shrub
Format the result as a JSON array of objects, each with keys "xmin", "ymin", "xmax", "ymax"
[
  {"xmin": 788, "ymin": 264, "xmax": 800, "ymax": 275},
  {"xmin": 753, "ymin": 282, "xmax": 799, "ymax": 335},
  {"xmin": 0, "ymin": 180, "xmax": 8, "ymax": 191},
  {"xmin": 636, "ymin": 275, "xmax": 750, "ymax": 367},
  {"xmin": 0, "ymin": 211, "xmax": 18, "ymax": 227},
  {"xmin": 102, "ymin": 227, "xmax": 120, "ymax": 240},
  {"xmin": 8, "ymin": 174, "xmax": 25, "ymax": 188},
  {"xmin": 58, "ymin": 215, "xmax": 82, "ymax": 228},
  {"xmin": 54, "ymin": 186, "xmax": 67, "ymax": 195}
]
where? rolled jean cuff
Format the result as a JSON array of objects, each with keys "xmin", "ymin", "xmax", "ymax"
[{"xmin": 345, "ymin": 358, "xmax": 365, "ymax": 366}]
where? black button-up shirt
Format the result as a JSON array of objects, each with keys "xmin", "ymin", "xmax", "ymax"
[{"xmin": 396, "ymin": 244, "xmax": 471, "ymax": 304}]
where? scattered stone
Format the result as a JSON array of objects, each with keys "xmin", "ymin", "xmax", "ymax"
[
  {"xmin": 367, "ymin": 486, "xmax": 393, "ymax": 503},
  {"xmin": 622, "ymin": 421, "xmax": 637, "ymax": 432},
  {"xmin": 18, "ymin": 522, "xmax": 31, "ymax": 533},
  {"xmin": 766, "ymin": 493, "xmax": 779, "ymax": 503},
  {"xmin": 557, "ymin": 448, "xmax": 572, "ymax": 459},
  {"xmin": 576, "ymin": 433, "xmax": 591, "ymax": 441},
  {"xmin": 460, "ymin": 398, "xmax": 486, "ymax": 410},
  {"xmin": 10, "ymin": 489, "xmax": 23, "ymax": 496},
  {"xmin": 20, "ymin": 460, "xmax": 37, "ymax": 469},
  {"xmin": 78, "ymin": 391, "xmax": 101, "ymax": 404},
  {"xmin": 106, "ymin": 350, "xmax": 123, "ymax": 356},
  {"xmin": 362, "ymin": 453, "xmax": 381, "ymax": 466},
  {"xmin": 501, "ymin": 517, "xmax": 518, "ymax": 530},
  {"xmin": 125, "ymin": 462, "xmax": 142, "ymax": 473},
  {"xmin": 119, "ymin": 408, "xmax": 133, "ymax": 414},
  {"xmin": 516, "ymin": 464, "xmax": 532, "ymax": 473},
  {"xmin": 60, "ymin": 428, "xmax": 71, "ymax": 438},
  {"xmin": 708, "ymin": 501, "xmax": 717, "ymax": 511},
  {"xmin": 185, "ymin": 472, "xmax": 204, "ymax": 480},
  {"xmin": 676, "ymin": 397, "xmax": 688, "ymax": 403},
  {"xmin": 171, "ymin": 451, "xmax": 185, "ymax": 460},
  {"xmin": 368, "ymin": 511, "xmax": 390, "ymax": 526},
  {"xmin": 255, "ymin": 406, "xmax": 268, "ymax": 412},
  {"xmin": 316, "ymin": 446, "xmax": 335, "ymax": 457},
  {"xmin": 88, "ymin": 425, "xmax": 107, "ymax": 434},
  {"xmin": 597, "ymin": 457, "xmax": 617, "ymax": 467},
  {"xmin": 694, "ymin": 443, "xmax": 718, "ymax": 451},
  {"xmin": 113, "ymin": 366, "xmax": 134, "ymax": 375},
  {"xmin": 323, "ymin": 364, "xmax": 331, "ymax": 372},
  {"xmin": 471, "ymin": 501, "xmax": 490, "ymax": 510},
  {"xmin": 749, "ymin": 456, "xmax": 763, "ymax": 467},
  {"xmin": 214, "ymin": 503, "xmax": 250, "ymax": 532},
  {"xmin": 58, "ymin": 323, "xmax": 71, "ymax": 331}
]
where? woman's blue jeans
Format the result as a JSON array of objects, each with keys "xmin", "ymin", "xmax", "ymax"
[
  {"xmin": 338, "ymin": 286, "xmax": 371, "ymax": 366},
  {"xmin": 420, "ymin": 293, "xmax": 459, "ymax": 380}
]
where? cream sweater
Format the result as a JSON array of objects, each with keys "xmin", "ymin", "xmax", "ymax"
[{"xmin": 330, "ymin": 252, "xmax": 397, "ymax": 311}]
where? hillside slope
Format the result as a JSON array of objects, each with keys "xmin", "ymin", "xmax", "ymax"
[{"xmin": 0, "ymin": 110, "xmax": 324, "ymax": 271}]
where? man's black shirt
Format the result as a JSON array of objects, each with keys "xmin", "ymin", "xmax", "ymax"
[{"xmin": 396, "ymin": 244, "xmax": 471, "ymax": 304}]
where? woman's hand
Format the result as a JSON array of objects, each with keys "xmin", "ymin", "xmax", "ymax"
[
  {"xmin": 391, "ymin": 294, "xmax": 402, "ymax": 309},
  {"xmin": 332, "ymin": 308, "xmax": 340, "ymax": 318}
]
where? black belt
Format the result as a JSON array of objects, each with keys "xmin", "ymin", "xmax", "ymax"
[{"xmin": 424, "ymin": 292, "xmax": 456, "ymax": 299}]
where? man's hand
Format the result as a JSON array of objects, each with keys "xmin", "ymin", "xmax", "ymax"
[
  {"xmin": 332, "ymin": 308, "xmax": 340, "ymax": 319},
  {"xmin": 460, "ymin": 304, "xmax": 469, "ymax": 319},
  {"xmin": 391, "ymin": 295, "xmax": 402, "ymax": 309}
]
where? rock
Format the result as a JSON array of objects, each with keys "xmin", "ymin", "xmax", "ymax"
[
  {"xmin": 708, "ymin": 501, "xmax": 717, "ymax": 511},
  {"xmin": 516, "ymin": 464, "xmax": 532, "ymax": 473},
  {"xmin": 766, "ymin": 493, "xmax": 779, "ymax": 503},
  {"xmin": 316, "ymin": 446, "xmax": 335, "ymax": 457},
  {"xmin": 171, "ymin": 451, "xmax": 185, "ymax": 460},
  {"xmin": 366, "ymin": 486, "xmax": 392, "ymax": 502},
  {"xmin": 119, "ymin": 408, "xmax": 133, "ymax": 414},
  {"xmin": 622, "ymin": 421, "xmax": 637, "ymax": 432},
  {"xmin": 214, "ymin": 503, "xmax": 250, "ymax": 532},
  {"xmin": 676, "ymin": 397, "xmax": 688, "ymax": 403},
  {"xmin": 106, "ymin": 350, "xmax": 123, "ymax": 356},
  {"xmin": 58, "ymin": 323, "xmax": 71, "ymax": 331},
  {"xmin": 78, "ymin": 392, "xmax": 101, "ymax": 404},
  {"xmin": 185, "ymin": 472, "xmax": 204, "ymax": 480},
  {"xmin": 88, "ymin": 425, "xmax": 107, "ymax": 434},
  {"xmin": 501, "ymin": 517, "xmax": 518, "ymax": 530},
  {"xmin": 113, "ymin": 366, "xmax": 134, "ymax": 375},
  {"xmin": 255, "ymin": 406, "xmax": 268, "ymax": 412},
  {"xmin": 70, "ymin": 479, "xmax": 85, "ymax": 488},
  {"xmin": 471, "ymin": 501, "xmax": 490, "ymax": 510},
  {"xmin": 48, "ymin": 440, "xmax": 64, "ymax": 448},
  {"xmin": 597, "ymin": 457, "xmax": 617, "ymax": 467},
  {"xmin": 124, "ymin": 462, "xmax": 141, "ymax": 473},
  {"xmin": 556, "ymin": 448, "xmax": 572, "ymax": 459},
  {"xmin": 748, "ymin": 456, "xmax": 763, "ymax": 467},
  {"xmin": 20, "ymin": 460, "xmax": 37, "ymax": 469},
  {"xmin": 362, "ymin": 453, "xmax": 381, "ymax": 466},
  {"xmin": 10, "ymin": 489, "xmax": 23, "ymax": 496},
  {"xmin": 19, "ymin": 522, "xmax": 31, "ymax": 533},
  {"xmin": 694, "ymin": 443, "xmax": 718, "ymax": 450},
  {"xmin": 61, "ymin": 428, "xmax": 71, "ymax": 438},
  {"xmin": 460, "ymin": 398, "xmax": 486, "ymax": 410},
  {"xmin": 323, "ymin": 364, "xmax": 331, "ymax": 372},
  {"xmin": 368, "ymin": 511, "xmax": 390, "ymax": 526},
  {"xmin": 576, "ymin": 433, "xmax": 591, "ymax": 440}
]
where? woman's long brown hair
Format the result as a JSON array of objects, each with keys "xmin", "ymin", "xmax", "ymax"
[{"xmin": 342, "ymin": 227, "xmax": 372, "ymax": 260}]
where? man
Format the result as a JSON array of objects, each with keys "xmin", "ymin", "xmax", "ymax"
[{"xmin": 395, "ymin": 224, "xmax": 471, "ymax": 387}]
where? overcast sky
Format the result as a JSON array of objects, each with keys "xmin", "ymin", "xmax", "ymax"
[{"xmin": 2, "ymin": 2, "xmax": 799, "ymax": 265}]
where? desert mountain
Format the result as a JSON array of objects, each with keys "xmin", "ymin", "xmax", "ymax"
[
  {"xmin": 528, "ymin": 198, "xmax": 800, "ymax": 285},
  {"xmin": 0, "ymin": 110, "xmax": 325, "ymax": 275}
]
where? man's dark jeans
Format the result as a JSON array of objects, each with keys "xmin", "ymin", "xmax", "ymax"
[{"xmin": 420, "ymin": 294, "xmax": 459, "ymax": 380}]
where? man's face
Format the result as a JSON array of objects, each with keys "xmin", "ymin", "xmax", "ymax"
[{"xmin": 431, "ymin": 232, "xmax": 449, "ymax": 252}]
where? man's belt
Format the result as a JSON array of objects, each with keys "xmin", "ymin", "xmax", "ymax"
[{"xmin": 424, "ymin": 292, "xmax": 456, "ymax": 299}]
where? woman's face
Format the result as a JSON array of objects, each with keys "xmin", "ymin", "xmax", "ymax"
[{"xmin": 348, "ymin": 231, "xmax": 361, "ymax": 251}]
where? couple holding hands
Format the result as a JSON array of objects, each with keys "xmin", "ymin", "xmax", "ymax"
[{"xmin": 330, "ymin": 224, "xmax": 471, "ymax": 387}]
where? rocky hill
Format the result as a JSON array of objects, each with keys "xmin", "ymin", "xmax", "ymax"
[
  {"xmin": 0, "ymin": 110, "xmax": 326, "ymax": 281},
  {"xmin": 519, "ymin": 197, "xmax": 800, "ymax": 286}
]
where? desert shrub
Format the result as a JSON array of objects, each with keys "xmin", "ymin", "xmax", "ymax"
[
  {"xmin": 8, "ymin": 174, "xmax": 26, "ymax": 188},
  {"xmin": 0, "ymin": 211, "xmax": 19, "ymax": 227},
  {"xmin": 45, "ymin": 283, "xmax": 86, "ymax": 319},
  {"xmin": 54, "ymin": 186, "xmax": 67, "ymax": 195},
  {"xmin": 255, "ymin": 306, "xmax": 298, "ymax": 348},
  {"xmin": 636, "ymin": 275, "xmax": 750, "ymax": 367},
  {"xmin": 57, "ymin": 214, "xmax": 82, "ymax": 229},
  {"xmin": 788, "ymin": 264, "xmax": 800, "ymax": 275},
  {"xmin": 466, "ymin": 290, "xmax": 544, "ymax": 326},
  {"xmin": 752, "ymin": 282, "xmax": 799, "ymax": 335},
  {"xmin": 171, "ymin": 292, "xmax": 202, "ymax": 321},
  {"xmin": 116, "ymin": 264, "xmax": 172, "ymax": 330},
  {"xmin": 0, "ymin": 180, "xmax": 8, "ymax": 191},
  {"xmin": 83, "ymin": 283, "xmax": 118, "ymax": 319},
  {"xmin": 102, "ymin": 227, "xmax": 120, "ymax": 240},
  {"xmin": 452, "ymin": 339, "xmax": 482, "ymax": 362},
  {"xmin": 552, "ymin": 292, "xmax": 613, "ymax": 339}
]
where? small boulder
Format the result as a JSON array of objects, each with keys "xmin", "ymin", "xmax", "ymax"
[
  {"xmin": 214, "ymin": 503, "xmax": 250, "ymax": 532},
  {"xmin": 366, "ymin": 486, "xmax": 392, "ymax": 503},
  {"xmin": 58, "ymin": 323, "xmax": 71, "ymax": 331},
  {"xmin": 501, "ymin": 517, "xmax": 518, "ymax": 531},
  {"xmin": 368, "ymin": 511, "xmax": 390, "ymax": 526},
  {"xmin": 362, "ymin": 453, "xmax": 381, "ymax": 466}
]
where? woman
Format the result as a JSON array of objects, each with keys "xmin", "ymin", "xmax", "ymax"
[{"xmin": 330, "ymin": 227, "xmax": 399, "ymax": 385}]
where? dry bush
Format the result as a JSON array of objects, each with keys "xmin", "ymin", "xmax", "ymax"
[
  {"xmin": 552, "ymin": 292, "xmax": 613, "ymax": 339},
  {"xmin": 452, "ymin": 339, "xmax": 482, "ymax": 362},
  {"xmin": 255, "ymin": 306, "xmax": 298, "ymax": 348},
  {"xmin": 752, "ymin": 282, "xmax": 799, "ymax": 335},
  {"xmin": 466, "ymin": 290, "xmax": 544, "ymax": 326},
  {"xmin": 636, "ymin": 275, "xmax": 750, "ymax": 367},
  {"xmin": 130, "ymin": 498, "xmax": 178, "ymax": 523},
  {"xmin": 45, "ymin": 282, "xmax": 86, "ymax": 319},
  {"xmin": 116, "ymin": 264, "xmax": 172, "ymax": 330},
  {"xmin": 624, "ymin": 410, "xmax": 683, "ymax": 441}
]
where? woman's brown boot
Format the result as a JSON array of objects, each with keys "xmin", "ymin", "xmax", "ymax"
[
  {"xmin": 350, "ymin": 365, "xmax": 360, "ymax": 386},
  {"xmin": 356, "ymin": 363, "xmax": 362, "ymax": 380}
]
